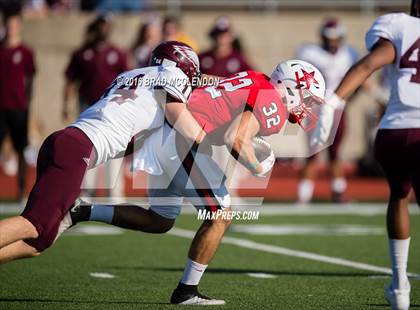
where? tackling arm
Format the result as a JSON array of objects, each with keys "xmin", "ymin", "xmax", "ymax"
[{"xmin": 165, "ymin": 101, "xmax": 206, "ymax": 145}]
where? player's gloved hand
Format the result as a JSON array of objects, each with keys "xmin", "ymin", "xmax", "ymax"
[
  {"xmin": 253, "ymin": 150, "xmax": 275, "ymax": 178},
  {"xmin": 310, "ymin": 91, "xmax": 345, "ymax": 149}
]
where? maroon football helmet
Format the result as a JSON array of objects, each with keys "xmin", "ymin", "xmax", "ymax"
[{"xmin": 150, "ymin": 41, "xmax": 201, "ymax": 83}]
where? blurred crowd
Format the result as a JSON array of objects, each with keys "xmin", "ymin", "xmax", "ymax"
[
  {"xmin": 0, "ymin": 1, "xmax": 388, "ymax": 202},
  {"xmin": 4, "ymin": 0, "xmax": 148, "ymax": 17}
]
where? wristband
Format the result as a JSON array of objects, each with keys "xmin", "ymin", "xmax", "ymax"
[{"xmin": 248, "ymin": 161, "xmax": 259, "ymax": 171}]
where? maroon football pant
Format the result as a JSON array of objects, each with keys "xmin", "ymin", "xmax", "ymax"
[
  {"xmin": 374, "ymin": 128, "xmax": 420, "ymax": 205},
  {"xmin": 21, "ymin": 127, "xmax": 94, "ymax": 251}
]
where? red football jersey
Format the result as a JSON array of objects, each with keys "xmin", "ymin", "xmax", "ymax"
[{"xmin": 187, "ymin": 71, "xmax": 287, "ymax": 144}]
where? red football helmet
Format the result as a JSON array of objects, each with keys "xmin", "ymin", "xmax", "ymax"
[{"xmin": 150, "ymin": 41, "xmax": 201, "ymax": 83}]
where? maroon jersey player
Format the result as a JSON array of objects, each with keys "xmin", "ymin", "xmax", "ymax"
[
  {"xmin": 0, "ymin": 9, "xmax": 36, "ymax": 201},
  {"xmin": 199, "ymin": 16, "xmax": 253, "ymax": 77},
  {"xmin": 63, "ymin": 16, "xmax": 128, "ymax": 119}
]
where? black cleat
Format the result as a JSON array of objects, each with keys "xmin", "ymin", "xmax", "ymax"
[
  {"xmin": 170, "ymin": 283, "xmax": 225, "ymax": 305},
  {"xmin": 69, "ymin": 198, "xmax": 92, "ymax": 225}
]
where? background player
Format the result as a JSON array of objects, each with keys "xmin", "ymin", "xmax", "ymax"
[
  {"xmin": 0, "ymin": 7, "xmax": 36, "ymax": 201},
  {"xmin": 131, "ymin": 16, "xmax": 162, "ymax": 68},
  {"xmin": 69, "ymin": 60, "xmax": 326, "ymax": 305},
  {"xmin": 296, "ymin": 18, "xmax": 358, "ymax": 203},
  {"xmin": 0, "ymin": 41, "xmax": 208, "ymax": 265},
  {"xmin": 162, "ymin": 15, "xmax": 199, "ymax": 52},
  {"xmin": 62, "ymin": 15, "xmax": 129, "ymax": 198},
  {"xmin": 199, "ymin": 16, "xmax": 253, "ymax": 77},
  {"xmin": 311, "ymin": 1, "xmax": 420, "ymax": 308}
]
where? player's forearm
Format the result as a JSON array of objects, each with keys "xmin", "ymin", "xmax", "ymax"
[
  {"xmin": 335, "ymin": 39, "xmax": 395, "ymax": 100},
  {"xmin": 226, "ymin": 136, "xmax": 262, "ymax": 174},
  {"xmin": 335, "ymin": 60, "xmax": 377, "ymax": 100},
  {"xmin": 165, "ymin": 102, "xmax": 206, "ymax": 144},
  {"xmin": 224, "ymin": 111, "xmax": 262, "ymax": 173}
]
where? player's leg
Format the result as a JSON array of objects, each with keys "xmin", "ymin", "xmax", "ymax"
[
  {"xmin": 375, "ymin": 129, "xmax": 411, "ymax": 309},
  {"xmin": 0, "ymin": 240, "xmax": 39, "ymax": 264},
  {"xmin": 0, "ymin": 116, "xmax": 37, "ymax": 250},
  {"xmin": 328, "ymin": 117, "xmax": 347, "ymax": 203},
  {"xmin": 298, "ymin": 156, "xmax": 317, "ymax": 203},
  {"xmin": 70, "ymin": 201, "xmax": 176, "ymax": 234},
  {"xmin": 170, "ymin": 136, "xmax": 229, "ymax": 305},
  {"xmin": 0, "ymin": 128, "xmax": 94, "ymax": 264},
  {"xmin": 408, "ymin": 128, "xmax": 420, "ymax": 208},
  {"xmin": 0, "ymin": 216, "xmax": 38, "ymax": 248},
  {"xmin": 8, "ymin": 109, "xmax": 29, "ymax": 201},
  {"xmin": 70, "ymin": 173, "xmax": 177, "ymax": 233},
  {"xmin": 0, "ymin": 118, "xmax": 46, "ymax": 249},
  {"xmin": 185, "ymin": 206, "xmax": 231, "ymax": 264},
  {"xmin": 113, "ymin": 205, "xmax": 174, "ymax": 233}
]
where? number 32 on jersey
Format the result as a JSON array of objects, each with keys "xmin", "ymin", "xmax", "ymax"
[{"xmin": 204, "ymin": 72, "xmax": 281, "ymax": 129}]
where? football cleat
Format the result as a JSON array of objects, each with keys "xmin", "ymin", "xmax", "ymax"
[
  {"xmin": 385, "ymin": 283, "xmax": 410, "ymax": 310},
  {"xmin": 69, "ymin": 198, "xmax": 92, "ymax": 225},
  {"xmin": 170, "ymin": 283, "xmax": 225, "ymax": 305}
]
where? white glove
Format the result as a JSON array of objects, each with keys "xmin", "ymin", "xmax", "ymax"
[
  {"xmin": 253, "ymin": 150, "xmax": 275, "ymax": 178},
  {"xmin": 310, "ymin": 92, "xmax": 345, "ymax": 149}
]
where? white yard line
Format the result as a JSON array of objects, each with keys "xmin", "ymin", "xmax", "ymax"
[
  {"xmin": 168, "ymin": 228, "xmax": 420, "ymax": 278},
  {"xmin": 247, "ymin": 273, "xmax": 277, "ymax": 279},
  {"xmin": 1, "ymin": 202, "xmax": 419, "ymax": 216},
  {"xmin": 233, "ymin": 204, "xmax": 420, "ymax": 216},
  {"xmin": 89, "ymin": 272, "xmax": 115, "ymax": 279}
]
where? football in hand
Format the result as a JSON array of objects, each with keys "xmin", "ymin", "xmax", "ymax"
[{"xmin": 252, "ymin": 136, "xmax": 273, "ymax": 162}]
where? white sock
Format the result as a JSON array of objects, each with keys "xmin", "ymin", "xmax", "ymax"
[
  {"xmin": 331, "ymin": 177, "xmax": 347, "ymax": 194},
  {"xmin": 389, "ymin": 238, "xmax": 410, "ymax": 290},
  {"xmin": 89, "ymin": 205, "xmax": 115, "ymax": 223},
  {"xmin": 298, "ymin": 179, "xmax": 314, "ymax": 203},
  {"xmin": 180, "ymin": 258, "xmax": 208, "ymax": 286}
]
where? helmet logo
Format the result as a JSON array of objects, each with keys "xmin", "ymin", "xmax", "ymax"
[
  {"xmin": 173, "ymin": 45, "xmax": 200, "ymax": 72},
  {"xmin": 297, "ymin": 70, "xmax": 319, "ymax": 89}
]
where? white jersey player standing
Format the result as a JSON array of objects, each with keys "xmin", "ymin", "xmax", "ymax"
[
  {"xmin": 312, "ymin": 1, "xmax": 420, "ymax": 309},
  {"xmin": 296, "ymin": 19, "xmax": 358, "ymax": 203}
]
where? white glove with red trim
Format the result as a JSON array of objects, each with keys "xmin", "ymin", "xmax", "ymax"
[{"xmin": 310, "ymin": 91, "xmax": 345, "ymax": 149}]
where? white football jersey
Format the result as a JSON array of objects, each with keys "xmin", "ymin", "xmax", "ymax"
[
  {"xmin": 71, "ymin": 65, "xmax": 192, "ymax": 165},
  {"xmin": 296, "ymin": 43, "xmax": 358, "ymax": 91},
  {"xmin": 366, "ymin": 13, "xmax": 420, "ymax": 129}
]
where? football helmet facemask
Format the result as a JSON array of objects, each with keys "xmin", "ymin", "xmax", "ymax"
[{"xmin": 270, "ymin": 59, "xmax": 326, "ymax": 131}]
